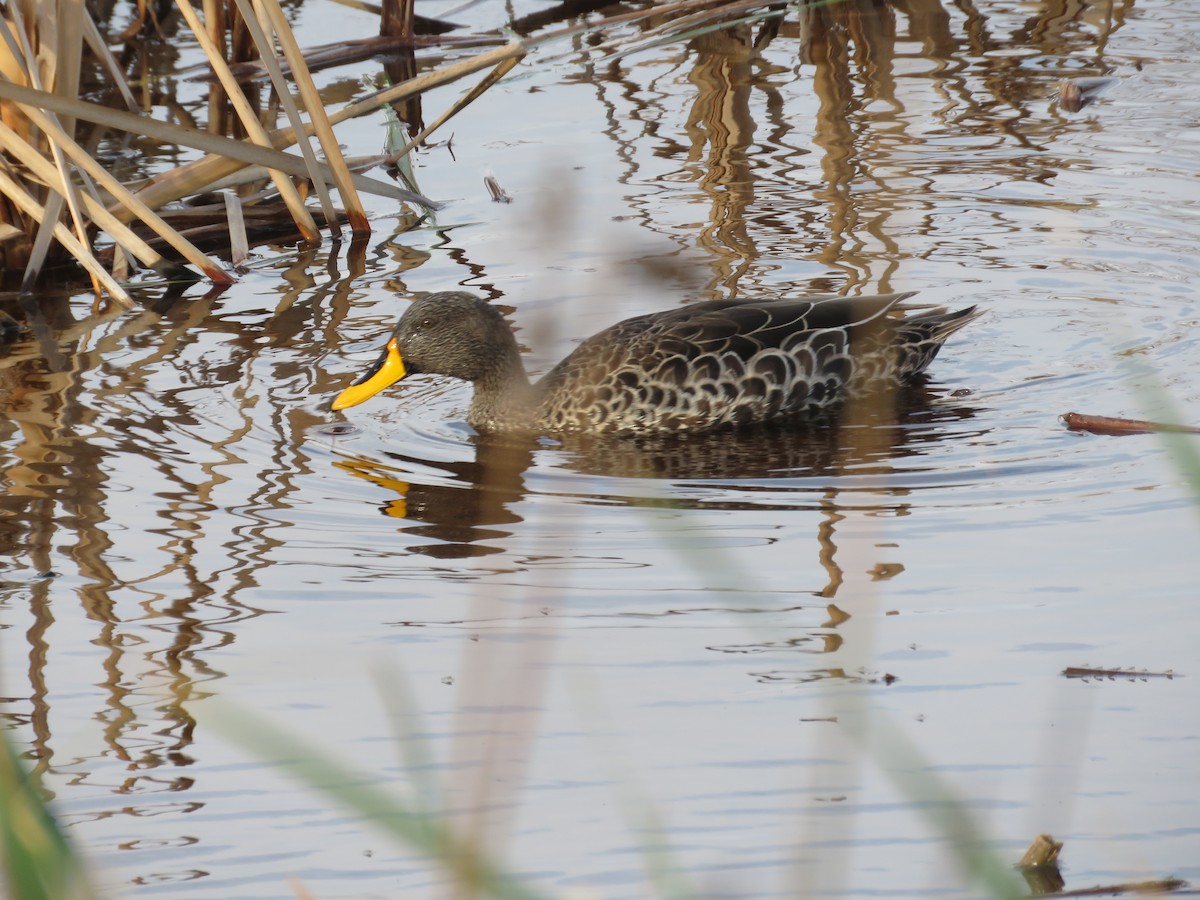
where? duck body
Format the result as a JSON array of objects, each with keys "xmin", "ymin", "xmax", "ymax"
[{"xmin": 332, "ymin": 291, "xmax": 982, "ymax": 436}]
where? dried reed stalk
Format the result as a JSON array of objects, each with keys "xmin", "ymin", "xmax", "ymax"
[
  {"xmin": 128, "ymin": 39, "xmax": 527, "ymax": 214},
  {"xmin": 237, "ymin": 0, "xmax": 339, "ymax": 226},
  {"xmin": 0, "ymin": 165, "xmax": 132, "ymax": 304},
  {"xmin": 173, "ymin": 0, "xmax": 320, "ymax": 243},
  {"xmin": 0, "ymin": 80, "xmax": 437, "ymax": 210},
  {"xmin": 258, "ymin": 0, "xmax": 368, "ymax": 232},
  {"xmin": 3, "ymin": 99, "xmax": 234, "ymax": 284},
  {"xmin": 0, "ymin": 120, "xmax": 188, "ymax": 279}
]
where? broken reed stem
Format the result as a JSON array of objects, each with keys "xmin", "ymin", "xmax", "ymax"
[
  {"xmin": 1062, "ymin": 412, "xmax": 1200, "ymax": 436},
  {"xmin": 223, "ymin": 191, "xmax": 249, "ymax": 265},
  {"xmin": 45, "ymin": 0, "xmax": 94, "ymax": 286}
]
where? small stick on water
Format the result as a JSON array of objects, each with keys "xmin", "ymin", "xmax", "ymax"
[
  {"xmin": 1063, "ymin": 666, "xmax": 1177, "ymax": 680},
  {"xmin": 1035, "ymin": 878, "xmax": 1189, "ymax": 897},
  {"xmin": 484, "ymin": 175, "xmax": 511, "ymax": 203},
  {"xmin": 1062, "ymin": 412, "xmax": 1200, "ymax": 436},
  {"xmin": 1017, "ymin": 837, "xmax": 1190, "ymax": 898}
]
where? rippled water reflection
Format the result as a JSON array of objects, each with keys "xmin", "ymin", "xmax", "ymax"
[{"xmin": 3, "ymin": 0, "xmax": 1200, "ymax": 896}]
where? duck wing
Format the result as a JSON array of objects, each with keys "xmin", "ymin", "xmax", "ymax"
[
  {"xmin": 533, "ymin": 293, "xmax": 972, "ymax": 434},
  {"xmin": 638, "ymin": 293, "xmax": 909, "ymax": 353}
]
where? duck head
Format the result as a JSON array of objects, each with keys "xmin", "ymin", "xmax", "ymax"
[{"xmin": 331, "ymin": 292, "xmax": 524, "ymax": 411}]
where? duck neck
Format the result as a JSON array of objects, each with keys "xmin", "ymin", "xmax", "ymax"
[{"xmin": 468, "ymin": 352, "xmax": 536, "ymax": 431}]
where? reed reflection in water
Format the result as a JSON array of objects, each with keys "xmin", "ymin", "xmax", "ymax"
[{"xmin": 584, "ymin": 0, "xmax": 1126, "ymax": 300}]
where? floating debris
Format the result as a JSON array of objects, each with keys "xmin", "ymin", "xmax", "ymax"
[
  {"xmin": 1018, "ymin": 833, "xmax": 1064, "ymax": 895},
  {"xmin": 868, "ymin": 562, "xmax": 905, "ymax": 581},
  {"xmin": 1017, "ymin": 834, "xmax": 1189, "ymax": 896},
  {"xmin": 1057, "ymin": 76, "xmax": 1119, "ymax": 112},
  {"xmin": 1037, "ymin": 877, "xmax": 1188, "ymax": 896},
  {"xmin": 485, "ymin": 174, "xmax": 512, "ymax": 203},
  {"xmin": 1062, "ymin": 412, "xmax": 1200, "ymax": 436},
  {"xmin": 1062, "ymin": 666, "xmax": 1177, "ymax": 681},
  {"xmin": 1020, "ymin": 833, "xmax": 1063, "ymax": 868}
]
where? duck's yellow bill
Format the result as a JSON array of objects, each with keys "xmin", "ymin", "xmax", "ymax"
[{"xmin": 331, "ymin": 338, "xmax": 408, "ymax": 410}]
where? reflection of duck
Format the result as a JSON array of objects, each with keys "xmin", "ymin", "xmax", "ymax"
[
  {"xmin": 335, "ymin": 437, "xmax": 534, "ymax": 559},
  {"xmin": 550, "ymin": 384, "xmax": 983, "ymax": 481},
  {"xmin": 332, "ymin": 291, "xmax": 981, "ymax": 435}
]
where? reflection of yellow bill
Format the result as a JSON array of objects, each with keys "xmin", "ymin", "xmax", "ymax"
[
  {"xmin": 334, "ymin": 460, "xmax": 410, "ymax": 520},
  {"xmin": 331, "ymin": 337, "xmax": 407, "ymax": 410}
]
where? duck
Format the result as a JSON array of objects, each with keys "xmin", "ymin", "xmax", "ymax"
[{"xmin": 330, "ymin": 290, "xmax": 981, "ymax": 435}]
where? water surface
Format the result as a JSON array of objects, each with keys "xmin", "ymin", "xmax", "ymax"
[{"xmin": 2, "ymin": 0, "xmax": 1199, "ymax": 897}]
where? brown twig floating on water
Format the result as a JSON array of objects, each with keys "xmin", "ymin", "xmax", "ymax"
[
  {"xmin": 1057, "ymin": 76, "xmax": 1119, "ymax": 112},
  {"xmin": 1062, "ymin": 666, "xmax": 1177, "ymax": 681},
  {"xmin": 1062, "ymin": 412, "xmax": 1200, "ymax": 436},
  {"xmin": 1033, "ymin": 878, "xmax": 1189, "ymax": 897},
  {"xmin": 1017, "ymin": 834, "xmax": 1191, "ymax": 897}
]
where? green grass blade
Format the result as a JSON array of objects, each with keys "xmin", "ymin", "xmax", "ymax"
[
  {"xmin": 846, "ymin": 714, "xmax": 1027, "ymax": 899},
  {"xmin": 0, "ymin": 729, "xmax": 96, "ymax": 900}
]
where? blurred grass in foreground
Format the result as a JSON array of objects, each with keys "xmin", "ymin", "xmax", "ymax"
[{"xmin": 0, "ymin": 729, "xmax": 96, "ymax": 900}]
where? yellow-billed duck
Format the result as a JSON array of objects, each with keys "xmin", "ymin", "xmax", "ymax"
[{"xmin": 331, "ymin": 290, "xmax": 981, "ymax": 435}]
